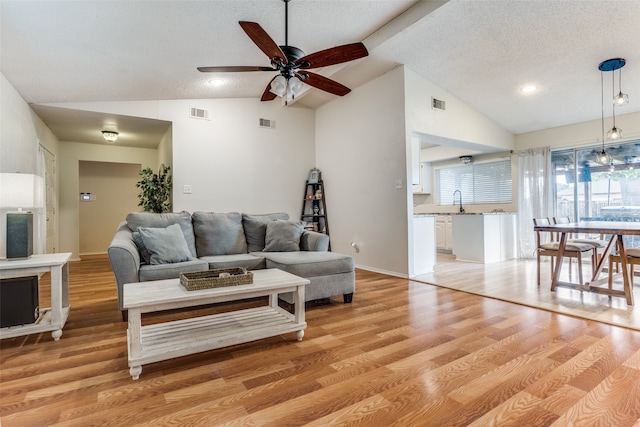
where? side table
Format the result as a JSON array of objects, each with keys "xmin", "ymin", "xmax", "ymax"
[{"xmin": 0, "ymin": 253, "xmax": 72, "ymax": 341}]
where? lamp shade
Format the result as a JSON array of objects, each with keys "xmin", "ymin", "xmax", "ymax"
[
  {"xmin": 269, "ymin": 76, "xmax": 287, "ymax": 97},
  {"xmin": 0, "ymin": 173, "xmax": 44, "ymax": 209}
]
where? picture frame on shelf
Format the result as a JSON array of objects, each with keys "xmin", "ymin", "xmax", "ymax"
[{"xmin": 307, "ymin": 168, "xmax": 320, "ymax": 184}]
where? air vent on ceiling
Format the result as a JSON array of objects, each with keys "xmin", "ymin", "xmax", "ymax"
[
  {"xmin": 259, "ymin": 118, "xmax": 275, "ymax": 129},
  {"xmin": 431, "ymin": 97, "xmax": 446, "ymax": 110},
  {"xmin": 189, "ymin": 107, "xmax": 210, "ymax": 120}
]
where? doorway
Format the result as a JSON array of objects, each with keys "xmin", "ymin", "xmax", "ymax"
[{"xmin": 78, "ymin": 161, "xmax": 141, "ymax": 255}]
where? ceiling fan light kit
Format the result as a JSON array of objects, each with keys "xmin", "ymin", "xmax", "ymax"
[{"xmin": 197, "ymin": 0, "xmax": 368, "ymax": 104}]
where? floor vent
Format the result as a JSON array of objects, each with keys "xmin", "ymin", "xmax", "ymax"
[
  {"xmin": 189, "ymin": 107, "xmax": 210, "ymax": 120},
  {"xmin": 431, "ymin": 97, "xmax": 446, "ymax": 110},
  {"xmin": 259, "ymin": 118, "xmax": 275, "ymax": 129}
]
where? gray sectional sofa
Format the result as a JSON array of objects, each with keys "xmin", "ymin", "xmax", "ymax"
[{"xmin": 108, "ymin": 211, "xmax": 355, "ymax": 320}]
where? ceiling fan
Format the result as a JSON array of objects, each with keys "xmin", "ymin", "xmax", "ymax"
[{"xmin": 197, "ymin": 0, "xmax": 368, "ymax": 103}]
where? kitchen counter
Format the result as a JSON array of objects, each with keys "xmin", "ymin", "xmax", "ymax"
[{"xmin": 451, "ymin": 213, "xmax": 516, "ymax": 263}]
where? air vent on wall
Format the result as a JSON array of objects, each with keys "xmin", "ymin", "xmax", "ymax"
[
  {"xmin": 259, "ymin": 118, "xmax": 275, "ymax": 129},
  {"xmin": 431, "ymin": 97, "xmax": 446, "ymax": 110},
  {"xmin": 189, "ymin": 107, "xmax": 210, "ymax": 120}
]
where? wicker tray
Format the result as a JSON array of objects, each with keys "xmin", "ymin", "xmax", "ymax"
[{"xmin": 180, "ymin": 267, "xmax": 253, "ymax": 291}]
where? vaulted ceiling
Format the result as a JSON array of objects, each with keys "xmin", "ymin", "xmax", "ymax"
[{"xmin": 2, "ymin": 0, "xmax": 639, "ymax": 147}]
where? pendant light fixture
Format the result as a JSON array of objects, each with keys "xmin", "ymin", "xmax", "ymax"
[
  {"xmin": 597, "ymin": 58, "xmax": 627, "ymax": 164},
  {"xmin": 614, "ymin": 59, "xmax": 629, "ymax": 106}
]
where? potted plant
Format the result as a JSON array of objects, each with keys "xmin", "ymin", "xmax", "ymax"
[{"xmin": 136, "ymin": 165, "xmax": 172, "ymax": 213}]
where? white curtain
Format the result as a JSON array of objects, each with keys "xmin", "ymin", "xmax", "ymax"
[
  {"xmin": 517, "ymin": 146, "xmax": 553, "ymax": 259},
  {"xmin": 36, "ymin": 145, "xmax": 47, "ymax": 254}
]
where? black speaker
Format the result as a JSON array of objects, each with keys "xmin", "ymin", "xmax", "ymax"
[
  {"xmin": 0, "ymin": 275, "xmax": 39, "ymax": 327},
  {"xmin": 6, "ymin": 212, "xmax": 33, "ymax": 259}
]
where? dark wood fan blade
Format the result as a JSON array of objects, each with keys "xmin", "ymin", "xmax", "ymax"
[
  {"xmin": 239, "ymin": 21, "xmax": 287, "ymax": 64},
  {"xmin": 295, "ymin": 42, "xmax": 368, "ymax": 69},
  {"xmin": 260, "ymin": 76, "xmax": 278, "ymax": 101},
  {"xmin": 302, "ymin": 72, "xmax": 351, "ymax": 96},
  {"xmin": 197, "ymin": 66, "xmax": 276, "ymax": 72}
]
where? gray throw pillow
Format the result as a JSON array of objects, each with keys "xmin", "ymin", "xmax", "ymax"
[
  {"xmin": 126, "ymin": 211, "xmax": 197, "ymax": 257},
  {"xmin": 263, "ymin": 220, "xmax": 304, "ymax": 252},
  {"xmin": 132, "ymin": 231, "xmax": 151, "ymax": 264},
  {"xmin": 192, "ymin": 212, "xmax": 248, "ymax": 256},
  {"xmin": 242, "ymin": 212, "xmax": 289, "ymax": 252},
  {"xmin": 138, "ymin": 223, "xmax": 194, "ymax": 265}
]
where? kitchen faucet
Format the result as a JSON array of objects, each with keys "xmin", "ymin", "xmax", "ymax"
[{"xmin": 453, "ymin": 190, "xmax": 464, "ymax": 213}]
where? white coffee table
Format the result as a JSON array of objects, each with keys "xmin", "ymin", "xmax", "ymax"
[{"xmin": 123, "ymin": 268, "xmax": 309, "ymax": 380}]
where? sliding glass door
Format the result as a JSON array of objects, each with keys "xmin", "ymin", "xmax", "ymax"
[{"xmin": 552, "ymin": 140, "xmax": 640, "ymax": 243}]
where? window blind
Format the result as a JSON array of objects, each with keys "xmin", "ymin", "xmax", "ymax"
[{"xmin": 436, "ymin": 159, "xmax": 512, "ymax": 205}]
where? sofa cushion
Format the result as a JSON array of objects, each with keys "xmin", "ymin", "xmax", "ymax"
[
  {"xmin": 137, "ymin": 223, "xmax": 194, "ymax": 265},
  {"xmin": 263, "ymin": 220, "xmax": 304, "ymax": 252},
  {"xmin": 258, "ymin": 251, "xmax": 354, "ymax": 277},
  {"xmin": 139, "ymin": 259, "xmax": 209, "ymax": 282},
  {"xmin": 193, "ymin": 211, "xmax": 247, "ymax": 256},
  {"xmin": 199, "ymin": 253, "xmax": 267, "ymax": 271},
  {"xmin": 126, "ymin": 211, "xmax": 197, "ymax": 257},
  {"xmin": 242, "ymin": 212, "xmax": 289, "ymax": 252}
]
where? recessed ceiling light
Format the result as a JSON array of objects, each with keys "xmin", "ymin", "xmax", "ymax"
[
  {"xmin": 520, "ymin": 84, "xmax": 538, "ymax": 94},
  {"xmin": 208, "ymin": 78, "xmax": 225, "ymax": 86}
]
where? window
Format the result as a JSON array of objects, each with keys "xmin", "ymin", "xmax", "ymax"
[
  {"xmin": 436, "ymin": 159, "xmax": 512, "ymax": 205},
  {"xmin": 552, "ymin": 141, "xmax": 640, "ymax": 221}
]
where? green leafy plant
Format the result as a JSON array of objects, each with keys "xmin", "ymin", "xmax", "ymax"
[{"xmin": 136, "ymin": 165, "xmax": 172, "ymax": 213}]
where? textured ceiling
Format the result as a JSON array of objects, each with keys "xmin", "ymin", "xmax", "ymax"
[{"xmin": 2, "ymin": 0, "xmax": 639, "ymax": 148}]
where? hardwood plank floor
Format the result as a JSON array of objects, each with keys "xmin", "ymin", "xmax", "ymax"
[
  {"xmin": 414, "ymin": 254, "xmax": 640, "ymax": 331},
  {"xmin": 1, "ymin": 255, "xmax": 639, "ymax": 426}
]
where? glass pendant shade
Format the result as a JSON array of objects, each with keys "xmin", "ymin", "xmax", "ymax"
[
  {"xmin": 269, "ymin": 75, "xmax": 287, "ymax": 97},
  {"xmin": 288, "ymin": 78, "xmax": 303, "ymax": 98},
  {"xmin": 607, "ymin": 126, "xmax": 622, "ymax": 140},
  {"xmin": 614, "ymin": 91, "xmax": 629, "ymax": 106},
  {"xmin": 598, "ymin": 148, "xmax": 611, "ymax": 164}
]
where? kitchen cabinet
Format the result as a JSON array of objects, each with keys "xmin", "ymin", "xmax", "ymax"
[
  {"xmin": 435, "ymin": 215, "xmax": 452, "ymax": 252},
  {"xmin": 412, "ymin": 215, "xmax": 436, "ymax": 276},
  {"xmin": 451, "ymin": 213, "xmax": 516, "ymax": 263},
  {"xmin": 413, "ymin": 162, "xmax": 432, "ymax": 194}
]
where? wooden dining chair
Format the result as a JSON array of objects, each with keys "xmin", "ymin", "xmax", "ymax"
[
  {"xmin": 608, "ymin": 247, "xmax": 640, "ymax": 291},
  {"xmin": 553, "ymin": 216, "xmax": 607, "ymax": 266},
  {"xmin": 533, "ymin": 218, "xmax": 595, "ymax": 286}
]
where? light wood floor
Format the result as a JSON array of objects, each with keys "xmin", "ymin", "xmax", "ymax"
[
  {"xmin": 414, "ymin": 254, "xmax": 640, "ymax": 331},
  {"xmin": 1, "ymin": 255, "xmax": 640, "ymax": 426}
]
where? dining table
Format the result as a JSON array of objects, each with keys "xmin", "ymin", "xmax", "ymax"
[{"xmin": 533, "ymin": 220, "xmax": 640, "ymax": 305}]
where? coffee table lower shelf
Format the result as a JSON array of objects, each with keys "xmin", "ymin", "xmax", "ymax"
[{"xmin": 128, "ymin": 306, "xmax": 306, "ymax": 380}]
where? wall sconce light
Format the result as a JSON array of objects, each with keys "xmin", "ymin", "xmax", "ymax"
[{"xmin": 102, "ymin": 130, "xmax": 119, "ymax": 142}]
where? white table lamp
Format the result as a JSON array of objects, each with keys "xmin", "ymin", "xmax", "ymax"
[{"xmin": 0, "ymin": 173, "xmax": 44, "ymax": 259}]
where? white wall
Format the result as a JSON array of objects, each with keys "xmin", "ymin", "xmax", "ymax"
[
  {"xmin": 316, "ymin": 67, "xmax": 409, "ymax": 276},
  {"xmin": 49, "ymin": 98, "xmax": 315, "ymax": 257},
  {"xmin": 515, "ymin": 111, "xmax": 640, "ymax": 150},
  {"xmin": 156, "ymin": 99, "xmax": 315, "ymax": 215},
  {"xmin": 1, "ymin": 73, "xmax": 60, "ymax": 257},
  {"xmin": 404, "ymin": 68, "xmax": 515, "ymax": 151}
]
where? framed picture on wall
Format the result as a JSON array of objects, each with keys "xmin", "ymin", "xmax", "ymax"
[{"xmin": 308, "ymin": 169, "xmax": 320, "ymax": 184}]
